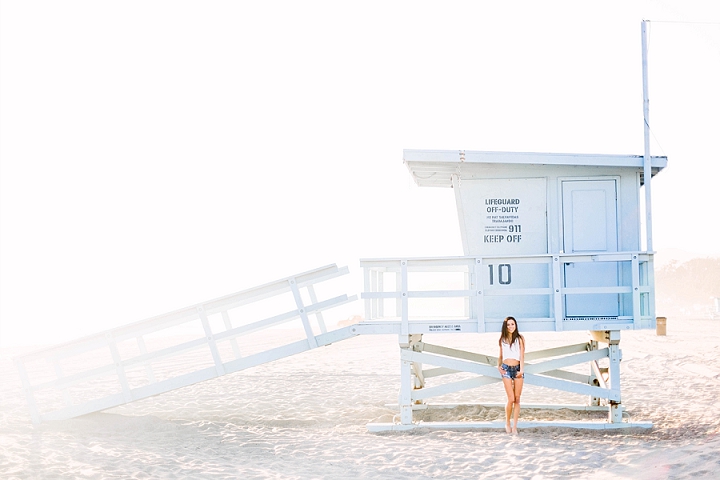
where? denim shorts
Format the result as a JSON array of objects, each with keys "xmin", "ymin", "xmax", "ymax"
[{"xmin": 501, "ymin": 363, "xmax": 523, "ymax": 380}]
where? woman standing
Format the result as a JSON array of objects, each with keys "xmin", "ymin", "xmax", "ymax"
[{"xmin": 497, "ymin": 316, "xmax": 525, "ymax": 434}]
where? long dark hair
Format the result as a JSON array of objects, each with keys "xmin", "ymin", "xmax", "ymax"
[{"xmin": 499, "ymin": 316, "xmax": 523, "ymax": 348}]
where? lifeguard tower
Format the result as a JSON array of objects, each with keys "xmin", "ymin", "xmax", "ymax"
[
  {"xmin": 361, "ymin": 149, "xmax": 666, "ymax": 431},
  {"xmin": 13, "ymin": 149, "xmax": 666, "ymax": 431}
]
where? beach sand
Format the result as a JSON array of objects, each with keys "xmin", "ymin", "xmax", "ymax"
[{"xmin": 2, "ymin": 318, "xmax": 719, "ymax": 479}]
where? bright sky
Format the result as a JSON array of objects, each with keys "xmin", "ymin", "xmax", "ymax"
[{"xmin": 1, "ymin": 1, "xmax": 719, "ymax": 348}]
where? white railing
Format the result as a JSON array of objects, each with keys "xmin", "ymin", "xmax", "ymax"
[
  {"xmin": 361, "ymin": 252, "xmax": 655, "ymax": 334},
  {"xmin": 15, "ymin": 264, "xmax": 357, "ymax": 424}
]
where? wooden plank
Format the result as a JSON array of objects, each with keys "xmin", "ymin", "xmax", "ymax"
[
  {"xmin": 407, "ymin": 289, "xmax": 475, "ymax": 298},
  {"xmin": 422, "ymin": 367, "xmax": 459, "ymax": 379},
  {"xmin": 32, "ymin": 361, "xmax": 123, "ymax": 391},
  {"xmin": 362, "ymin": 291, "xmax": 401, "ymax": 299},
  {"xmin": 524, "ymin": 374, "xmax": 620, "ymax": 401},
  {"xmin": 367, "ymin": 420, "xmax": 652, "ymax": 432},
  {"xmin": 418, "ymin": 343, "xmax": 498, "ymax": 365},
  {"xmin": 412, "ymin": 376, "xmax": 499, "ymax": 401},
  {"xmin": 212, "ymin": 294, "xmax": 355, "ymax": 341},
  {"xmin": 525, "ymin": 343, "xmax": 588, "ymax": 361},
  {"xmin": 524, "ymin": 348, "xmax": 609, "ymax": 374},
  {"xmin": 563, "ymin": 286, "xmax": 633, "ymax": 295},
  {"xmin": 387, "ymin": 402, "xmax": 610, "ymax": 412},
  {"xmin": 401, "ymin": 350, "xmax": 500, "ymax": 378},
  {"xmin": 483, "ymin": 288, "xmax": 553, "ymax": 296}
]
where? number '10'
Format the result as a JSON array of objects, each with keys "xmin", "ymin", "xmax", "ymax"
[{"xmin": 488, "ymin": 264, "xmax": 512, "ymax": 285}]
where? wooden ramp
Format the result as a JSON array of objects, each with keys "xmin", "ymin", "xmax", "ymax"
[{"xmin": 14, "ymin": 264, "xmax": 358, "ymax": 424}]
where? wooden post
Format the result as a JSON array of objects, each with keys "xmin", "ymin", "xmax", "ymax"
[
  {"xmin": 656, "ymin": 316, "xmax": 667, "ymax": 336},
  {"xmin": 400, "ymin": 260, "xmax": 408, "ymax": 337},
  {"xmin": 607, "ymin": 331, "xmax": 622, "ymax": 423},
  {"xmin": 588, "ymin": 340, "xmax": 601, "ymax": 406},
  {"xmin": 15, "ymin": 359, "xmax": 41, "ymax": 424},
  {"xmin": 399, "ymin": 356, "xmax": 413, "ymax": 424}
]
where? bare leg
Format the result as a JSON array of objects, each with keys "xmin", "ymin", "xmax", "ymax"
[
  {"xmin": 511, "ymin": 377, "xmax": 524, "ymax": 434},
  {"xmin": 502, "ymin": 377, "xmax": 515, "ymax": 433}
]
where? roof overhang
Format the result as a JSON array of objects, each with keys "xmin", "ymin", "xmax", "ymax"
[{"xmin": 404, "ymin": 150, "xmax": 668, "ymax": 187}]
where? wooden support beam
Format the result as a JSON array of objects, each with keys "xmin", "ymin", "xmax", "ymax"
[
  {"xmin": 288, "ymin": 277, "xmax": 318, "ymax": 348},
  {"xmin": 198, "ymin": 306, "xmax": 226, "ymax": 376},
  {"xmin": 307, "ymin": 285, "xmax": 328, "ymax": 334},
  {"xmin": 106, "ymin": 334, "xmax": 133, "ymax": 403},
  {"xmin": 220, "ymin": 311, "xmax": 242, "ymax": 360}
]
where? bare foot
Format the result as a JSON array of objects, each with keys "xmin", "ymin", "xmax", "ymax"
[
  {"xmin": 505, "ymin": 424, "xmax": 512, "ymax": 433},
  {"xmin": 511, "ymin": 427, "xmax": 519, "ymax": 435}
]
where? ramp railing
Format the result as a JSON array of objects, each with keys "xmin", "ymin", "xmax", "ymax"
[{"xmin": 15, "ymin": 264, "xmax": 357, "ymax": 424}]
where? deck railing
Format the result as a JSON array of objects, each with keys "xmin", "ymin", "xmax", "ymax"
[{"xmin": 361, "ymin": 252, "xmax": 655, "ymax": 334}]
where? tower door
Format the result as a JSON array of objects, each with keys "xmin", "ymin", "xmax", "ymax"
[{"xmin": 562, "ymin": 180, "xmax": 619, "ymax": 317}]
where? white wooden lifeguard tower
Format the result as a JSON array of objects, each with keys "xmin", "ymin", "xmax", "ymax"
[
  {"xmin": 360, "ymin": 149, "xmax": 666, "ymax": 431},
  {"xmin": 13, "ymin": 149, "xmax": 666, "ymax": 432}
]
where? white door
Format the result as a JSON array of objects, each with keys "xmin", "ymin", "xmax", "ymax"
[{"xmin": 562, "ymin": 180, "xmax": 619, "ymax": 317}]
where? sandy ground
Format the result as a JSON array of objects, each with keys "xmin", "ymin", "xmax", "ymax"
[{"xmin": 2, "ymin": 319, "xmax": 720, "ymax": 479}]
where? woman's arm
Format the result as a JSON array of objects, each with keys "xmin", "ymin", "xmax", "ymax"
[
  {"xmin": 498, "ymin": 343, "xmax": 504, "ymax": 374},
  {"xmin": 518, "ymin": 336, "xmax": 525, "ymax": 377}
]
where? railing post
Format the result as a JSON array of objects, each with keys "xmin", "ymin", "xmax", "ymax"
[
  {"xmin": 106, "ymin": 333, "xmax": 133, "ymax": 403},
  {"xmin": 552, "ymin": 255, "xmax": 563, "ymax": 330},
  {"xmin": 607, "ymin": 330, "xmax": 623, "ymax": 423},
  {"xmin": 587, "ymin": 340, "xmax": 601, "ymax": 406},
  {"xmin": 631, "ymin": 254, "xmax": 641, "ymax": 328},
  {"xmin": 198, "ymin": 306, "xmax": 226, "ymax": 376},
  {"xmin": 136, "ymin": 336, "xmax": 157, "ymax": 383},
  {"xmin": 221, "ymin": 311, "xmax": 242, "ymax": 360},
  {"xmin": 51, "ymin": 355, "xmax": 72, "ymax": 407},
  {"xmin": 399, "ymin": 355, "xmax": 413, "ymax": 425},
  {"xmin": 647, "ymin": 254, "xmax": 657, "ymax": 327},
  {"xmin": 289, "ymin": 278, "xmax": 318, "ymax": 348},
  {"xmin": 473, "ymin": 258, "xmax": 485, "ymax": 332},
  {"xmin": 15, "ymin": 359, "xmax": 41, "ymax": 424},
  {"xmin": 395, "ymin": 267, "xmax": 402, "ymax": 318},
  {"xmin": 307, "ymin": 285, "xmax": 328, "ymax": 334},
  {"xmin": 376, "ymin": 270, "xmax": 384, "ymax": 318},
  {"xmin": 364, "ymin": 267, "xmax": 373, "ymax": 320},
  {"xmin": 400, "ymin": 260, "xmax": 409, "ymax": 337}
]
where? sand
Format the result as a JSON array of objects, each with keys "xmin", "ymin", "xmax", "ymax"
[{"xmin": 2, "ymin": 319, "xmax": 720, "ymax": 479}]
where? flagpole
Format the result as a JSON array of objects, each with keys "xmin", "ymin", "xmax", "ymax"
[{"xmin": 641, "ymin": 20, "xmax": 653, "ymax": 251}]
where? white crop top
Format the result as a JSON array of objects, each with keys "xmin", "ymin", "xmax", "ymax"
[{"xmin": 501, "ymin": 338, "xmax": 521, "ymax": 361}]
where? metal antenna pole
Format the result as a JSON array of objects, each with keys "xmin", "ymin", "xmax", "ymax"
[{"xmin": 641, "ymin": 20, "xmax": 653, "ymax": 251}]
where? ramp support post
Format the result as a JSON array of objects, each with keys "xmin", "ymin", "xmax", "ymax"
[
  {"xmin": 588, "ymin": 339, "xmax": 601, "ymax": 406},
  {"xmin": 591, "ymin": 330, "xmax": 623, "ymax": 423},
  {"xmin": 398, "ymin": 333, "xmax": 423, "ymax": 425}
]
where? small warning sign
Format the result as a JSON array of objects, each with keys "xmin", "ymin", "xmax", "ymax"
[{"xmin": 428, "ymin": 324, "xmax": 462, "ymax": 332}]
